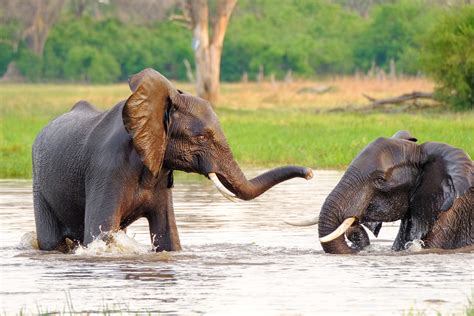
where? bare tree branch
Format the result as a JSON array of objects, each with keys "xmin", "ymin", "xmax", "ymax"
[
  {"xmin": 363, "ymin": 91, "xmax": 435, "ymax": 107},
  {"xmin": 169, "ymin": 13, "xmax": 192, "ymax": 28}
]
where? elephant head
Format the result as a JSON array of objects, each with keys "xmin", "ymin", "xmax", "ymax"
[
  {"xmin": 314, "ymin": 131, "xmax": 472, "ymax": 254},
  {"xmin": 123, "ymin": 68, "xmax": 313, "ymax": 201}
]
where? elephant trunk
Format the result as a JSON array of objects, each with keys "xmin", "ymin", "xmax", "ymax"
[
  {"xmin": 318, "ymin": 170, "xmax": 368, "ymax": 254},
  {"xmin": 318, "ymin": 200, "xmax": 355, "ymax": 254},
  {"xmin": 216, "ymin": 158, "xmax": 313, "ymax": 201}
]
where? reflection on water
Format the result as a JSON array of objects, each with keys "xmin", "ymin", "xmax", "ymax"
[{"xmin": 0, "ymin": 171, "xmax": 472, "ymax": 315}]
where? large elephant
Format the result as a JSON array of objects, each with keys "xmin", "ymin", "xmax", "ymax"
[
  {"xmin": 32, "ymin": 68, "xmax": 313, "ymax": 252},
  {"xmin": 288, "ymin": 131, "xmax": 473, "ymax": 254}
]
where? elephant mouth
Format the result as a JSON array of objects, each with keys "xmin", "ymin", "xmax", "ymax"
[
  {"xmin": 319, "ymin": 213, "xmax": 384, "ymax": 248},
  {"xmin": 320, "ymin": 217, "xmax": 359, "ymax": 243},
  {"xmin": 361, "ymin": 221, "xmax": 383, "ymax": 237},
  {"xmin": 208, "ymin": 173, "xmax": 239, "ymax": 202}
]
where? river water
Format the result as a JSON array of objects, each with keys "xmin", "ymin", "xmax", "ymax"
[{"xmin": 0, "ymin": 171, "xmax": 472, "ymax": 315}]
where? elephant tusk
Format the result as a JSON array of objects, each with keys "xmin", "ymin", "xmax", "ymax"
[
  {"xmin": 320, "ymin": 217, "xmax": 356, "ymax": 243},
  {"xmin": 208, "ymin": 173, "xmax": 238, "ymax": 202},
  {"xmin": 284, "ymin": 216, "xmax": 319, "ymax": 226}
]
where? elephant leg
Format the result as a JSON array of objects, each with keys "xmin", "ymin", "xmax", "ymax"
[
  {"xmin": 346, "ymin": 224, "xmax": 370, "ymax": 251},
  {"xmin": 34, "ymin": 191, "xmax": 68, "ymax": 252},
  {"xmin": 83, "ymin": 207, "xmax": 119, "ymax": 245},
  {"xmin": 147, "ymin": 188, "xmax": 181, "ymax": 252},
  {"xmin": 83, "ymin": 184, "xmax": 123, "ymax": 245}
]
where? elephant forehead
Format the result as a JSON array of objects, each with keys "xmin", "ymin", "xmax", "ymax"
[
  {"xmin": 179, "ymin": 97, "xmax": 218, "ymax": 122},
  {"xmin": 188, "ymin": 108, "xmax": 220, "ymax": 133},
  {"xmin": 352, "ymin": 138, "xmax": 417, "ymax": 173},
  {"xmin": 173, "ymin": 103, "xmax": 224, "ymax": 139},
  {"xmin": 196, "ymin": 105, "xmax": 219, "ymax": 125}
]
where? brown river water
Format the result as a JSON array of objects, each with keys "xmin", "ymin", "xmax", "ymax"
[{"xmin": 0, "ymin": 170, "xmax": 472, "ymax": 315}]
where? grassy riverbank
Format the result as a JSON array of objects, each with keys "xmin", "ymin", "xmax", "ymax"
[{"xmin": 1, "ymin": 80, "xmax": 473, "ymax": 178}]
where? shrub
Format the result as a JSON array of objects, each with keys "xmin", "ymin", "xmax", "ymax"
[
  {"xmin": 353, "ymin": 0, "xmax": 440, "ymax": 75},
  {"xmin": 42, "ymin": 17, "xmax": 192, "ymax": 82},
  {"xmin": 223, "ymin": 0, "xmax": 362, "ymax": 80},
  {"xmin": 421, "ymin": 6, "xmax": 474, "ymax": 110},
  {"xmin": 0, "ymin": 43, "xmax": 14, "ymax": 75},
  {"xmin": 64, "ymin": 46, "xmax": 120, "ymax": 83},
  {"xmin": 15, "ymin": 44, "xmax": 42, "ymax": 81}
]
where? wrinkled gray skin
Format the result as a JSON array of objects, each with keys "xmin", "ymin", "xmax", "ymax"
[
  {"xmin": 32, "ymin": 68, "xmax": 312, "ymax": 252},
  {"xmin": 318, "ymin": 131, "xmax": 473, "ymax": 254}
]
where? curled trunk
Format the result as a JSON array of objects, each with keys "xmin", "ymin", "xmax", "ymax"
[
  {"xmin": 317, "ymin": 173, "xmax": 367, "ymax": 254},
  {"xmin": 318, "ymin": 204, "xmax": 355, "ymax": 254}
]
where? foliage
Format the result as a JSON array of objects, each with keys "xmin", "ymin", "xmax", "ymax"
[
  {"xmin": 12, "ymin": 16, "xmax": 194, "ymax": 83},
  {"xmin": 0, "ymin": 19, "xmax": 23, "ymax": 74},
  {"xmin": 353, "ymin": 0, "xmax": 442, "ymax": 74},
  {"xmin": 420, "ymin": 6, "xmax": 474, "ymax": 110},
  {"xmin": 222, "ymin": 0, "xmax": 363, "ymax": 80},
  {"xmin": 0, "ymin": 42, "xmax": 14, "ymax": 74},
  {"xmin": 15, "ymin": 44, "xmax": 43, "ymax": 80},
  {"xmin": 0, "ymin": 0, "xmax": 469, "ymax": 87},
  {"xmin": 63, "ymin": 46, "xmax": 121, "ymax": 83}
]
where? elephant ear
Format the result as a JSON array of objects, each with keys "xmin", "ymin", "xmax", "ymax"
[
  {"xmin": 391, "ymin": 130, "xmax": 417, "ymax": 142},
  {"xmin": 419, "ymin": 142, "xmax": 472, "ymax": 211},
  {"xmin": 394, "ymin": 142, "xmax": 472, "ymax": 250},
  {"xmin": 123, "ymin": 68, "xmax": 178, "ymax": 177}
]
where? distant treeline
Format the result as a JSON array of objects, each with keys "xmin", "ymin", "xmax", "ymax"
[{"xmin": 0, "ymin": 0, "xmax": 468, "ymax": 83}]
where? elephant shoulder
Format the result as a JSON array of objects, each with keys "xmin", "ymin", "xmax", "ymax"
[{"xmin": 33, "ymin": 101, "xmax": 101, "ymax": 151}]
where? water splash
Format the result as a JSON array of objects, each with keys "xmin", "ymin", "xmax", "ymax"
[
  {"xmin": 17, "ymin": 231, "xmax": 39, "ymax": 250},
  {"xmin": 74, "ymin": 231, "xmax": 151, "ymax": 256},
  {"xmin": 17, "ymin": 230, "xmax": 166, "ymax": 256},
  {"xmin": 358, "ymin": 243, "xmax": 388, "ymax": 254},
  {"xmin": 405, "ymin": 239, "xmax": 425, "ymax": 252}
]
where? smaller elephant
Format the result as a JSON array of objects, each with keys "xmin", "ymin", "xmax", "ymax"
[{"xmin": 288, "ymin": 131, "xmax": 473, "ymax": 254}]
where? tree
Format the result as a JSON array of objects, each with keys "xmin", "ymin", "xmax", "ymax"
[
  {"xmin": 334, "ymin": 0, "xmax": 396, "ymax": 17},
  {"xmin": 0, "ymin": 0, "xmax": 64, "ymax": 79},
  {"xmin": 180, "ymin": 0, "xmax": 237, "ymax": 105},
  {"xmin": 21, "ymin": 0, "xmax": 65, "ymax": 56},
  {"xmin": 421, "ymin": 6, "xmax": 474, "ymax": 110},
  {"xmin": 353, "ymin": 0, "xmax": 435, "ymax": 74}
]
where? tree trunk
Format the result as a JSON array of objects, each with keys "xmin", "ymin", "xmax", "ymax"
[
  {"xmin": 71, "ymin": 0, "xmax": 88, "ymax": 18},
  {"xmin": 1, "ymin": 62, "xmax": 23, "ymax": 82},
  {"xmin": 22, "ymin": 0, "xmax": 65, "ymax": 56},
  {"xmin": 187, "ymin": 0, "xmax": 237, "ymax": 105}
]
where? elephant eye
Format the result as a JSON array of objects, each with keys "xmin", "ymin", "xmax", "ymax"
[
  {"xmin": 195, "ymin": 129, "xmax": 214, "ymax": 142},
  {"xmin": 375, "ymin": 176, "xmax": 386, "ymax": 187}
]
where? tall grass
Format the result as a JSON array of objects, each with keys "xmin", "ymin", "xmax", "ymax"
[
  {"xmin": 1, "ymin": 80, "xmax": 472, "ymax": 178},
  {"xmin": 216, "ymin": 77, "xmax": 435, "ymax": 110}
]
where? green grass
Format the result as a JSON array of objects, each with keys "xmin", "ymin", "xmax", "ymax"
[
  {"xmin": 1, "ymin": 84, "xmax": 473, "ymax": 178},
  {"xmin": 219, "ymin": 108, "xmax": 473, "ymax": 169}
]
